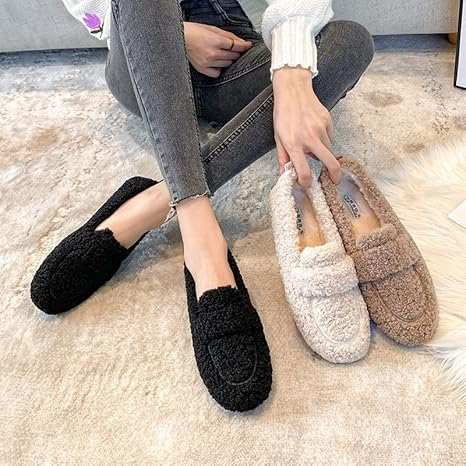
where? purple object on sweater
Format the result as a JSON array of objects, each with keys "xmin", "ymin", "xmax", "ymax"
[{"xmin": 83, "ymin": 12, "xmax": 101, "ymax": 29}]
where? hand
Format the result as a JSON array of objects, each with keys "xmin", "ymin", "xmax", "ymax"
[
  {"xmin": 272, "ymin": 66, "xmax": 341, "ymax": 186},
  {"xmin": 183, "ymin": 22, "xmax": 252, "ymax": 78}
]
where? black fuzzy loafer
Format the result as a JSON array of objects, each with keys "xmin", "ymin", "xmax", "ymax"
[
  {"xmin": 184, "ymin": 250, "xmax": 273, "ymax": 412},
  {"xmin": 30, "ymin": 177, "xmax": 159, "ymax": 314}
]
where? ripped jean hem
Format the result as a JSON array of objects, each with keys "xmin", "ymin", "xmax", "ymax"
[{"xmin": 165, "ymin": 189, "xmax": 212, "ymax": 222}]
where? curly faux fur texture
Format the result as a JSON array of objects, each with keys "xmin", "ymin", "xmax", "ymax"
[
  {"xmin": 184, "ymin": 250, "xmax": 272, "ymax": 412},
  {"xmin": 30, "ymin": 176, "xmax": 158, "ymax": 314},
  {"xmin": 269, "ymin": 164, "xmax": 370, "ymax": 364},
  {"xmin": 319, "ymin": 156, "xmax": 439, "ymax": 346}
]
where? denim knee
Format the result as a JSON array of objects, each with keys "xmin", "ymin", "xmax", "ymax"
[
  {"xmin": 105, "ymin": 66, "xmax": 143, "ymax": 118},
  {"xmin": 326, "ymin": 20, "xmax": 375, "ymax": 76}
]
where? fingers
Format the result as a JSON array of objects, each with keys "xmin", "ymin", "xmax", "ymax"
[
  {"xmin": 315, "ymin": 110, "xmax": 333, "ymax": 151},
  {"xmin": 321, "ymin": 127, "xmax": 332, "ymax": 153},
  {"xmin": 213, "ymin": 30, "xmax": 252, "ymax": 52},
  {"xmin": 202, "ymin": 67, "xmax": 222, "ymax": 78},
  {"xmin": 210, "ymin": 59, "xmax": 233, "ymax": 68},
  {"xmin": 288, "ymin": 148, "xmax": 313, "ymax": 188},
  {"xmin": 215, "ymin": 50, "xmax": 241, "ymax": 61},
  {"xmin": 213, "ymin": 26, "xmax": 252, "ymax": 46},
  {"xmin": 309, "ymin": 140, "xmax": 341, "ymax": 184},
  {"xmin": 199, "ymin": 49, "xmax": 240, "ymax": 76},
  {"xmin": 327, "ymin": 117, "xmax": 334, "ymax": 142},
  {"xmin": 275, "ymin": 136, "xmax": 290, "ymax": 174},
  {"xmin": 228, "ymin": 38, "xmax": 252, "ymax": 53}
]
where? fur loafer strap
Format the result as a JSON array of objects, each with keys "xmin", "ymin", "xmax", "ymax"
[
  {"xmin": 193, "ymin": 288, "xmax": 262, "ymax": 341},
  {"xmin": 352, "ymin": 225, "xmax": 420, "ymax": 283},
  {"xmin": 290, "ymin": 256, "xmax": 359, "ymax": 298}
]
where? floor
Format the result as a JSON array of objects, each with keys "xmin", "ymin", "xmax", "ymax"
[{"xmin": 1, "ymin": 35, "xmax": 465, "ymax": 464}]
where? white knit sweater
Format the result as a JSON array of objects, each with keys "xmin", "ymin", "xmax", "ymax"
[{"xmin": 61, "ymin": 0, "xmax": 333, "ymax": 81}]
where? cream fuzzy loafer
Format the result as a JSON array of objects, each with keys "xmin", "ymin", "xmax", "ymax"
[{"xmin": 269, "ymin": 162, "xmax": 370, "ymax": 363}]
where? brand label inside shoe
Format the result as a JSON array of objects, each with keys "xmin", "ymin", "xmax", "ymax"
[
  {"xmin": 295, "ymin": 206, "xmax": 304, "ymax": 234},
  {"xmin": 342, "ymin": 194, "xmax": 361, "ymax": 218}
]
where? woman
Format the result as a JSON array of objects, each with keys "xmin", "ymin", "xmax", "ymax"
[{"xmin": 31, "ymin": 0, "xmax": 375, "ymax": 411}]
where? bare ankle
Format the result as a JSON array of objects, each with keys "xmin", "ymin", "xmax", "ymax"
[
  {"xmin": 176, "ymin": 195, "xmax": 236, "ymax": 298},
  {"xmin": 96, "ymin": 181, "xmax": 171, "ymax": 248}
]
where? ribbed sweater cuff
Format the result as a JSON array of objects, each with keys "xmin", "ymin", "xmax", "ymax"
[{"xmin": 270, "ymin": 16, "xmax": 318, "ymax": 82}]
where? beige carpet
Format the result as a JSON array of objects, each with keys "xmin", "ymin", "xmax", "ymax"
[{"xmin": 1, "ymin": 36, "xmax": 466, "ymax": 463}]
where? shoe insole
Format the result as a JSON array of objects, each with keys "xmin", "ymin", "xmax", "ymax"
[
  {"xmin": 336, "ymin": 174, "xmax": 381, "ymax": 239},
  {"xmin": 292, "ymin": 183, "xmax": 325, "ymax": 250}
]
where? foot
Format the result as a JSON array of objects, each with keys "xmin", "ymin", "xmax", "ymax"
[
  {"xmin": 30, "ymin": 176, "xmax": 160, "ymax": 314},
  {"xmin": 96, "ymin": 181, "xmax": 172, "ymax": 248},
  {"xmin": 176, "ymin": 195, "xmax": 236, "ymax": 300},
  {"xmin": 184, "ymin": 249, "xmax": 272, "ymax": 412}
]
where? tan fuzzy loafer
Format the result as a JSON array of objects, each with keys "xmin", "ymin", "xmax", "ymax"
[
  {"xmin": 319, "ymin": 156, "xmax": 439, "ymax": 345},
  {"xmin": 269, "ymin": 162, "xmax": 370, "ymax": 363}
]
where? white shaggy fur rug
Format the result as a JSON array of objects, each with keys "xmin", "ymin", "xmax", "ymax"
[{"xmin": 376, "ymin": 135, "xmax": 466, "ymax": 398}]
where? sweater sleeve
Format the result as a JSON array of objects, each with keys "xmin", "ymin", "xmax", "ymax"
[
  {"xmin": 260, "ymin": 0, "xmax": 334, "ymax": 82},
  {"xmin": 61, "ymin": 0, "xmax": 111, "ymax": 42}
]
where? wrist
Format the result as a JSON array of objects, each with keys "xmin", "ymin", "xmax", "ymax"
[{"xmin": 272, "ymin": 66, "xmax": 313, "ymax": 89}]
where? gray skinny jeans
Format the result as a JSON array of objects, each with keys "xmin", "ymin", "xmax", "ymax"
[{"xmin": 105, "ymin": 0, "xmax": 375, "ymax": 207}]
